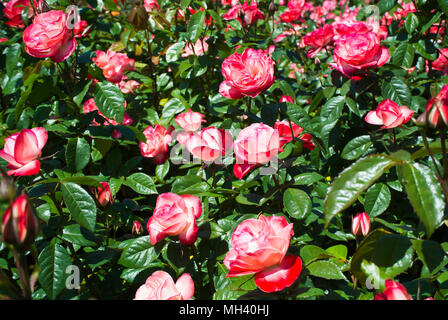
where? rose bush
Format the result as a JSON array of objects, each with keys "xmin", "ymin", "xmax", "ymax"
[{"xmin": 0, "ymin": 0, "xmax": 447, "ymax": 302}]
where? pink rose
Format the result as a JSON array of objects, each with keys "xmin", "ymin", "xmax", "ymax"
[
  {"xmin": 223, "ymin": 1, "xmax": 265, "ymax": 27},
  {"xmin": 3, "ymin": 0, "xmax": 36, "ymax": 28},
  {"xmin": 144, "ymin": 0, "xmax": 159, "ymax": 11},
  {"xmin": 274, "ymin": 120, "xmax": 315, "ymax": 151},
  {"xmin": 91, "ymin": 182, "xmax": 113, "ymax": 207},
  {"xmin": 329, "ymin": 32, "xmax": 389, "ymax": 78},
  {"xmin": 187, "ymin": 127, "xmax": 233, "ymax": 162},
  {"xmin": 139, "ymin": 125, "xmax": 173, "ymax": 164},
  {"xmin": 352, "ymin": 212, "xmax": 370, "ymax": 236},
  {"xmin": 220, "ymin": 48, "xmax": 275, "ymax": 99},
  {"xmin": 373, "ymin": 280, "xmax": 412, "ymax": 300},
  {"xmin": 421, "ymin": 85, "xmax": 448, "ymax": 128},
  {"xmin": 233, "ymin": 123, "xmax": 280, "ymax": 179},
  {"xmin": 118, "ymin": 79, "xmax": 140, "ymax": 94},
  {"xmin": 147, "ymin": 193, "xmax": 202, "ymax": 245},
  {"xmin": 73, "ymin": 20, "xmax": 90, "ymax": 38},
  {"xmin": 0, "ymin": 127, "xmax": 47, "ymax": 176},
  {"xmin": 224, "ymin": 215, "xmax": 302, "ymax": 293},
  {"xmin": 175, "ymin": 109, "xmax": 205, "ymax": 132},
  {"xmin": 279, "ymin": 95, "xmax": 294, "ymax": 103},
  {"xmin": 181, "ymin": 37, "xmax": 209, "ymax": 57},
  {"xmin": 23, "ymin": 10, "xmax": 77, "ymax": 62},
  {"xmin": 134, "ymin": 271, "xmax": 194, "ymax": 300},
  {"xmin": 431, "ymin": 48, "xmax": 448, "ymax": 73},
  {"xmin": 92, "ymin": 50, "xmax": 135, "ymax": 83},
  {"xmin": 300, "ymin": 25, "xmax": 334, "ymax": 58},
  {"xmin": 365, "ymin": 99, "xmax": 414, "ymax": 129}
]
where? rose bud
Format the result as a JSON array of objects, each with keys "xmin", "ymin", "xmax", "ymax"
[
  {"xmin": 365, "ymin": 100, "xmax": 414, "ymax": 129},
  {"xmin": 147, "ymin": 193, "xmax": 202, "ymax": 245},
  {"xmin": 220, "ymin": 48, "xmax": 275, "ymax": 99},
  {"xmin": 139, "ymin": 125, "xmax": 174, "ymax": 164},
  {"xmin": 352, "ymin": 212, "xmax": 370, "ymax": 236},
  {"xmin": 23, "ymin": 10, "xmax": 77, "ymax": 62},
  {"xmin": 2, "ymin": 194, "xmax": 40, "ymax": 247},
  {"xmin": 233, "ymin": 123, "xmax": 280, "ymax": 179},
  {"xmin": 134, "ymin": 271, "xmax": 194, "ymax": 300},
  {"xmin": 422, "ymin": 85, "xmax": 448, "ymax": 128},
  {"xmin": 132, "ymin": 220, "xmax": 143, "ymax": 235},
  {"xmin": 373, "ymin": 279, "xmax": 412, "ymax": 300},
  {"xmin": 223, "ymin": 1, "xmax": 265, "ymax": 27},
  {"xmin": 224, "ymin": 214, "xmax": 302, "ymax": 293},
  {"xmin": 92, "ymin": 182, "xmax": 113, "ymax": 207},
  {"xmin": 0, "ymin": 127, "xmax": 48, "ymax": 176}
]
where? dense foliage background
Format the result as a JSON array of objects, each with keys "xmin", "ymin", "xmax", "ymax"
[{"xmin": 0, "ymin": 0, "xmax": 448, "ymax": 300}]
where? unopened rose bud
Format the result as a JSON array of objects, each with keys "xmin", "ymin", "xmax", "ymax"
[
  {"xmin": 92, "ymin": 182, "xmax": 113, "ymax": 207},
  {"xmin": 1, "ymin": 195, "xmax": 40, "ymax": 247},
  {"xmin": 269, "ymin": 1, "xmax": 277, "ymax": 12},
  {"xmin": 352, "ymin": 212, "xmax": 370, "ymax": 236},
  {"xmin": 132, "ymin": 220, "xmax": 143, "ymax": 235}
]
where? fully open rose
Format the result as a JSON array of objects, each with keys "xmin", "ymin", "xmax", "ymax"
[
  {"xmin": 134, "ymin": 271, "xmax": 194, "ymax": 300},
  {"xmin": 147, "ymin": 193, "xmax": 202, "ymax": 245},
  {"xmin": 329, "ymin": 32, "xmax": 389, "ymax": 78},
  {"xmin": 23, "ymin": 10, "xmax": 77, "ymax": 62},
  {"xmin": 220, "ymin": 48, "xmax": 275, "ymax": 99},
  {"xmin": 224, "ymin": 215, "xmax": 302, "ymax": 292}
]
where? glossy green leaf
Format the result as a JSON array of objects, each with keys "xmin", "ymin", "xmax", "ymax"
[
  {"xmin": 61, "ymin": 182, "xmax": 97, "ymax": 232},
  {"xmin": 341, "ymin": 135, "xmax": 372, "ymax": 160},
  {"xmin": 65, "ymin": 137, "xmax": 91, "ymax": 172},
  {"xmin": 124, "ymin": 173, "xmax": 157, "ymax": 195},
  {"xmin": 307, "ymin": 260, "xmax": 346, "ymax": 280},
  {"xmin": 364, "ymin": 183, "xmax": 391, "ymax": 217},
  {"xmin": 283, "ymin": 188, "xmax": 312, "ymax": 220},
  {"xmin": 118, "ymin": 236, "xmax": 160, "ymax": 268},
  {"xmin": 94, "ymin": 81, "xmax": 125, "ymax": 124}
]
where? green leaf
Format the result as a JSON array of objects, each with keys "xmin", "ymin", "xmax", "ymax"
[
  {"xmin": 61, "ymin": 182, "xmax": 97, "ymax": 232},
  {"xmin": 324, "ymin": 155, "xmax": 397, "ymax": 226},
  {"xmin": 4, "ymin": 43, "xmax": 21, "ymax": 76},
  {"xmin": 392, "ymin": 43, "xmax": 415, "ymax": 69},
  {"xmin": 341, "ymin": 135, "xmax": 373, "ymax": 160},
  {"xmin": 124, "ymin": 173, "xmax": 158, "ymax": 195},
  {"xmin": 118, "ymin": 236, "xmax": 161, "ymax": 268},
  {"xmin": 155, "ymin": 161, "xmax": 170, "ymax": 182},
  {"xmin": 400, "ymin": 163, "xmax": 445, "ymax": 237},
  {"xmin": 307, "ymin": 260, "xmax": 346, "ymax": 280},
  {"xmin": 65, "ymin": 138, "xmax": 91, "ymax": 172},
  {"xmin": 371, "ymin": 234, "xmax": 414, "ymax": 278},
  {"xmin": 364, "ymin": 183, "xmax": 391, "ymax": 217},
  {"xmin": 405, "ymin": 13, "xmax": 419, "ymax": 34},
  {"xmin": 326, "ymin": 245, "xmax": 348, "ymax": 261},
  {"xmin": 381, "ymin": 76, "xmax": 411, "ymax": 106},
  {"xmin": 413, "ymin": 240, "xmax": 448, "ymax": 274},
  {"xmin": 438, "ymin": 0, "xmax": 448, "ymax": 15},
  {"xmin": 187, "ymin": 11, "xmax": 206, "ymax": 43},
  {"xmin": 94, "ymin": 81, "xmax": 125, "ymax": 124},
  {"xmin": 166, "ymin": 42, "xmax": 185, "ymax": 63},
  {"xmin": 300, "ymin": 245, "xmax": 334, "ymax": 265},
  {"xmin": 38, "ymin": 243, "xmax": 72, "ymax": 299},
  {"xmin": 61, "ymin": 224, "xmax": 101, "ymax": 247},
  {"xmin": 351, "ymin": 229, "xmax": 391, "ymax": 286},
  {"xmin": 378, "ymin": 0, "xmax": 395, "ymax": 14},
  {"xmin": 73, "ymin": 80, "xmax": 92, "ymax": 107},
  {"xmin": 283, "ymin": 188, "xmax": 312, "ymax": 220}
]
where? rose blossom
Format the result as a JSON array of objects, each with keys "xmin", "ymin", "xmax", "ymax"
[
  {"xmin": 144, "ymin": 0, "xmax": 159, "ymax": 11},
  {"xmin": 365, "ymin": 99, "xmax": 414, "ymax": 129},
  {"xmin": 147, "ymin": 192, "xmax": 202, "ymax": 245},
  {"xmin": 220, "ymin": 48, "xmax": 275, "ymax": 99},
  {"xmin": 233, "ymin": 123, "xmax": 280, "ymax": 179},
  {"xmin": 373, "ymin": 280, "xmax": 412, "ymax": 300},
  {"xmin": 275, "ymin": 120, "xmax": 315, "ymax": 151},
  {"xmin": 135, "ymin": 271, "xmax": 194, "ymax": 300},
  {"xmin": 3, "ymin": 0, "xmax": 36, "ymax": 28},
  {"xmin": 223, "ymin": 1, "xmax": 265, "ymax": 27},
  {"xmin": 23, "ymin": 10, "xmax": 77, "ymax": 62},
  {"xmin": 300, "ymin": 24, "xmax": 334, "ymax": 58},
  {"xmin": 187, "ymin": 127, "xmax": 233, "ymax": 162},
  {"xmin": 431, "ymin": 48, "xmax": 448, "ymax": 73},
  {"xmin": 91, "ymin": 182, "xmax": 113, "ymax": 207},
  {"xmin": 0, "ymin": 127, "xmax": 47, "ymax": 176},
  {"xmin": 419, "ymin": 84, "xmax": 448, "ymax": 128},
  {"xmin": 139, "ymin": 125, "xmax": 173, "ymax": 164},
  {"xmin": 329, "ymin": 32, "xmax": 389, "ymax": 78},
  {"xmin": 175, "ymin": 109, "xmax": 205, "ymax": 133},
  {"xmin": 279, "ymin": 95, "xmax": 294, "ymax": 103},
  {"xmin": 92, "ymin": 49, "xmax": 135, "ymax": 83},
  {"xmin": 181, "ymin": 37, "xmax": 209, "ymax": 57},
  {"xmin": 352, "ymin": 212, "xmax": 370, "ymax": 236},
  {"xmin": 279, "ymin": 0, "xmax": 305, "ymax": 23},
  {"xmin": 224, "ymin": 214, "xmax": 302, "ymax": 293}
]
